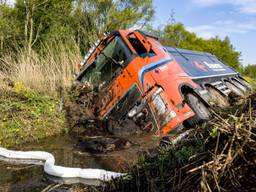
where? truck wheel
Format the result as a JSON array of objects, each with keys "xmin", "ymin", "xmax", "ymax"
[
  {"xmin": 207, "ymin": 87, "xmax": 229, "ymax": 108},
  {"xmin": 185, "ymin": 93, "xmax": 211, "ymax": 126},
  {"xmin": 225, "ymin": 81, "xmax": 245, "ymax": 97},
  {"xmin": 232, "ymin": 79, "xmax": 249, "ymax": 93},
  {"xmin": 238, "ymin": 78, "xmax": 252, "ymax": 91}
]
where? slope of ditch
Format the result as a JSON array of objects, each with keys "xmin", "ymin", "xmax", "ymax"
[{"xmin": 103, "ymin": 93, "xmax": 256, "ymax": 192}]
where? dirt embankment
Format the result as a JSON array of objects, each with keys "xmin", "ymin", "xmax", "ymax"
[{"xmin": 101, "ymin": 93, "xmax": 256, "ymax": 192}]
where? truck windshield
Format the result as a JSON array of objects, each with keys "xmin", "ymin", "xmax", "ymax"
[{"xmin": 78, "ymin": 36, "xmax": 129, "ymax": 86}]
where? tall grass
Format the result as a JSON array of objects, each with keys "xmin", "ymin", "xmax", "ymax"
[{"xmin": 0, "ymin": 40, "xmax": 82, "ymax": 97}]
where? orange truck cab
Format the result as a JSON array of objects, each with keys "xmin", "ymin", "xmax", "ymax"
[{"xmin": 76, "ymin": 30, "xmax": 250, "ymax": 136}]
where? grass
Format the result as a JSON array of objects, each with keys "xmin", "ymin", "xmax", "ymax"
[
  {"xmin": 0, "ymin": 41, "xmax": 81, "ymax": 97},
  {"xmin": 243, "ymin": 76, "xmax": 256, "ymax": 89},
  {"xmin": 0, "ymin": 81, "xmax": 67, "ymax": 147},
  {"xmin": 0, "ymin": 42, "xmax": 80, "ymax": 146},
  {"xmin": 243, "ymin": 76, "xmax": 256, "ymax": 88}
]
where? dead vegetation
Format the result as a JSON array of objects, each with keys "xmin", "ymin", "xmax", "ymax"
[
  {"xmin": 0, "ymin": 42, "xmax": 81, "ymax": 97},
  {"xmin": 102, "ymin": 93, "xmax": 256, "ymax": 192}
]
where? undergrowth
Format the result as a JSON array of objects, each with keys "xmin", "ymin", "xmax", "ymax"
[
  {"xmin": 244, "ymin": 76, "xmax": 256, "ymax": 88},
  {"xmin": 0, "ymin": 82, "xmax": 67, "ymax": 147},
  {"xmin": 102, "ymin": 93, "xmax": 256, "ymax": 192}
]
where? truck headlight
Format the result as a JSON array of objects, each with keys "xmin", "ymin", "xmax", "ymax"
[{"xmin": 128, "ymin": 107, "xmax": 137, "ymax": 118}]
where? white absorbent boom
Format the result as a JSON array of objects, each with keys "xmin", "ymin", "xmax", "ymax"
[{"xmin": 0, "ymin": 147, "xmax": 125, "ymax": 181}]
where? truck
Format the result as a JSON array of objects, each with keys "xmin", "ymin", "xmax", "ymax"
[{"xmin": 75, "ymin": 29, "xmax": 251, "ymax": 136}]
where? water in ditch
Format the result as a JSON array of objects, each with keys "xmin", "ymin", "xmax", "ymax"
[{"xmin": 0, "ymin": 134, "xmax": 159, "ymax": 192}]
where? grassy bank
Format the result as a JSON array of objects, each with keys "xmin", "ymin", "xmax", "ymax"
[
  {"xmin": 0, "ymin": 42, "xmax": 80, "ymax": 147},
  {"xmin": 0, "ymin": 81, "xmax": 67, "ymax": 147}
]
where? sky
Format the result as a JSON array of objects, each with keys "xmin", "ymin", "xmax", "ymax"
[
  {"xmin": 152, "ymin": 0, "xmax": 256, "ymax": 66},
  {"xmin": 4, "ymin": 0, "xmax": 255, "ymax": 65}
]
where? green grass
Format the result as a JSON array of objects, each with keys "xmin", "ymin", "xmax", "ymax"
[
  {"xmin": 244, "ymin": 76, "xmax": 256, "ymax": 88},
  {"xmin": 0, "ymin": 82, "xmax": 67, "ymax": 147}
]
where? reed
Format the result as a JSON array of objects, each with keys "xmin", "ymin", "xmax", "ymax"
[{"xmin": 0, "ymin": 41, "xmax": 82, "ymax": 97}]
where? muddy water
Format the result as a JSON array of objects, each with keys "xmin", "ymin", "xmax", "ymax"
[{"xmin": 0, "ymin": 134, "xmax": 159, "ymax": 192}]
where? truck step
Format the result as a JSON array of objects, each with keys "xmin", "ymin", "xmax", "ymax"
[
  {"xmin": 216, "ymin": 85, "xmax": 228, "ymax": 90},
  {"xmin": 211, "ymin": 81, "xmax": 231, "ymax": 96},
  {"xmin": 160, "ymin": 129, "xmax": 193, "ymax": 147}
]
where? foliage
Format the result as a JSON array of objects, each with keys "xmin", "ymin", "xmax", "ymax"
[
  {"xmin": 0, "ymin": 4, "xmax": 22, "ymax": 51},
  {"xmin": 0, "ymin": 0, "xmax": 154, "ymax": 54},
  {"xmin": 243, "ymin": 64, "xmax": 256, "ymax": 79},
  {"xmin": 243, "ymin": 76, "xmax": 256, "ymax": 89},
  {"xmin": 158, "ymin": 23, "xmax": 242, "ymax": 71},
  {"xmin": 145, "ymin": 23, "xmax": 242, "ymax": 72},
  {"xmin": 209, "ymin": 127, "xmax": 218, "ymax": 138}
]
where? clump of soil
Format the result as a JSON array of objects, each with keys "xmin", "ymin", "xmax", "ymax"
[
  {"xmin": 65, "ymin": 82, "xmax": 112, "ymax": 136},
  {"xmin": 65, "ymin": 82, "xmax": 133, "ymax": 153},
  {"xmin": 76, "ymin": 136, "xmax": 132, "ymax": 153}
]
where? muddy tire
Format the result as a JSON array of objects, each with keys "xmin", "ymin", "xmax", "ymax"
[
  {"xmin": 238, "ymin": 78, "xmax": 253, "ymax": 91},
  {"xmin": 225, "ymin": 81, "xmax": 245, "ymax": 97},
  {"xmin": 232, "ymin": 79, "xmax": 250, "ymax": 93},
  {"xmin": 185, "ymin": 93, "xmax": 211, "ymax": 126},
  {"xmin": 231, "ymin": 80, "xmax": 248, "ymax": 93},
  {"xmin": 207, "ymin": 87, "xmax": 229, "ymax": 108}
]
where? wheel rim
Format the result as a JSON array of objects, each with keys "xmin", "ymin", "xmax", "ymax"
[
  {"xmin": 196, "ymin": 97, "xmax": 210, "ymax": 119},
  {"xmin": 189, "ymin": 94, "xmax": 210, "ymax": 120}
]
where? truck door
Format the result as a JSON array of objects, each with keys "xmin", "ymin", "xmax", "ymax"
[{"xmin": 126, "ymin": 31, "xmax": 154, "ymax": 58}]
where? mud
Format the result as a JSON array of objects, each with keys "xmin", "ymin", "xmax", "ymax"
[
  {"xmin": 65, "ymin": 82, "xmax": 154, "ymax": 153},
  {"xmin": 65, "ymin": 82, "xmax": 103, "ymax": 130},
  {"xmin": 75, "ymin": 136, "xmax": 132, "ymax": 153}
]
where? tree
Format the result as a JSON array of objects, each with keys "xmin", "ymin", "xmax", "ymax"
[
  {"xmin": 159, "ymin": 23, "xmax": 241, "ymax": 71},
  {"xmin": 78, "ymin": 0, "xmax": 154, "ymax": 33},
  {"xmin": 243, "ymin": 64, "xmax": 256, "ymax": 79},
  {"xmin": 14, "ymin": 0, "xmax": 74, "ymax": 51},
  {"xmin": 0, "ymin": 0, "xmax": 154, "ymax": 53},
  {"xmin": 0, "ymin": 4, "xmax": 22, "ymax": 51}
]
